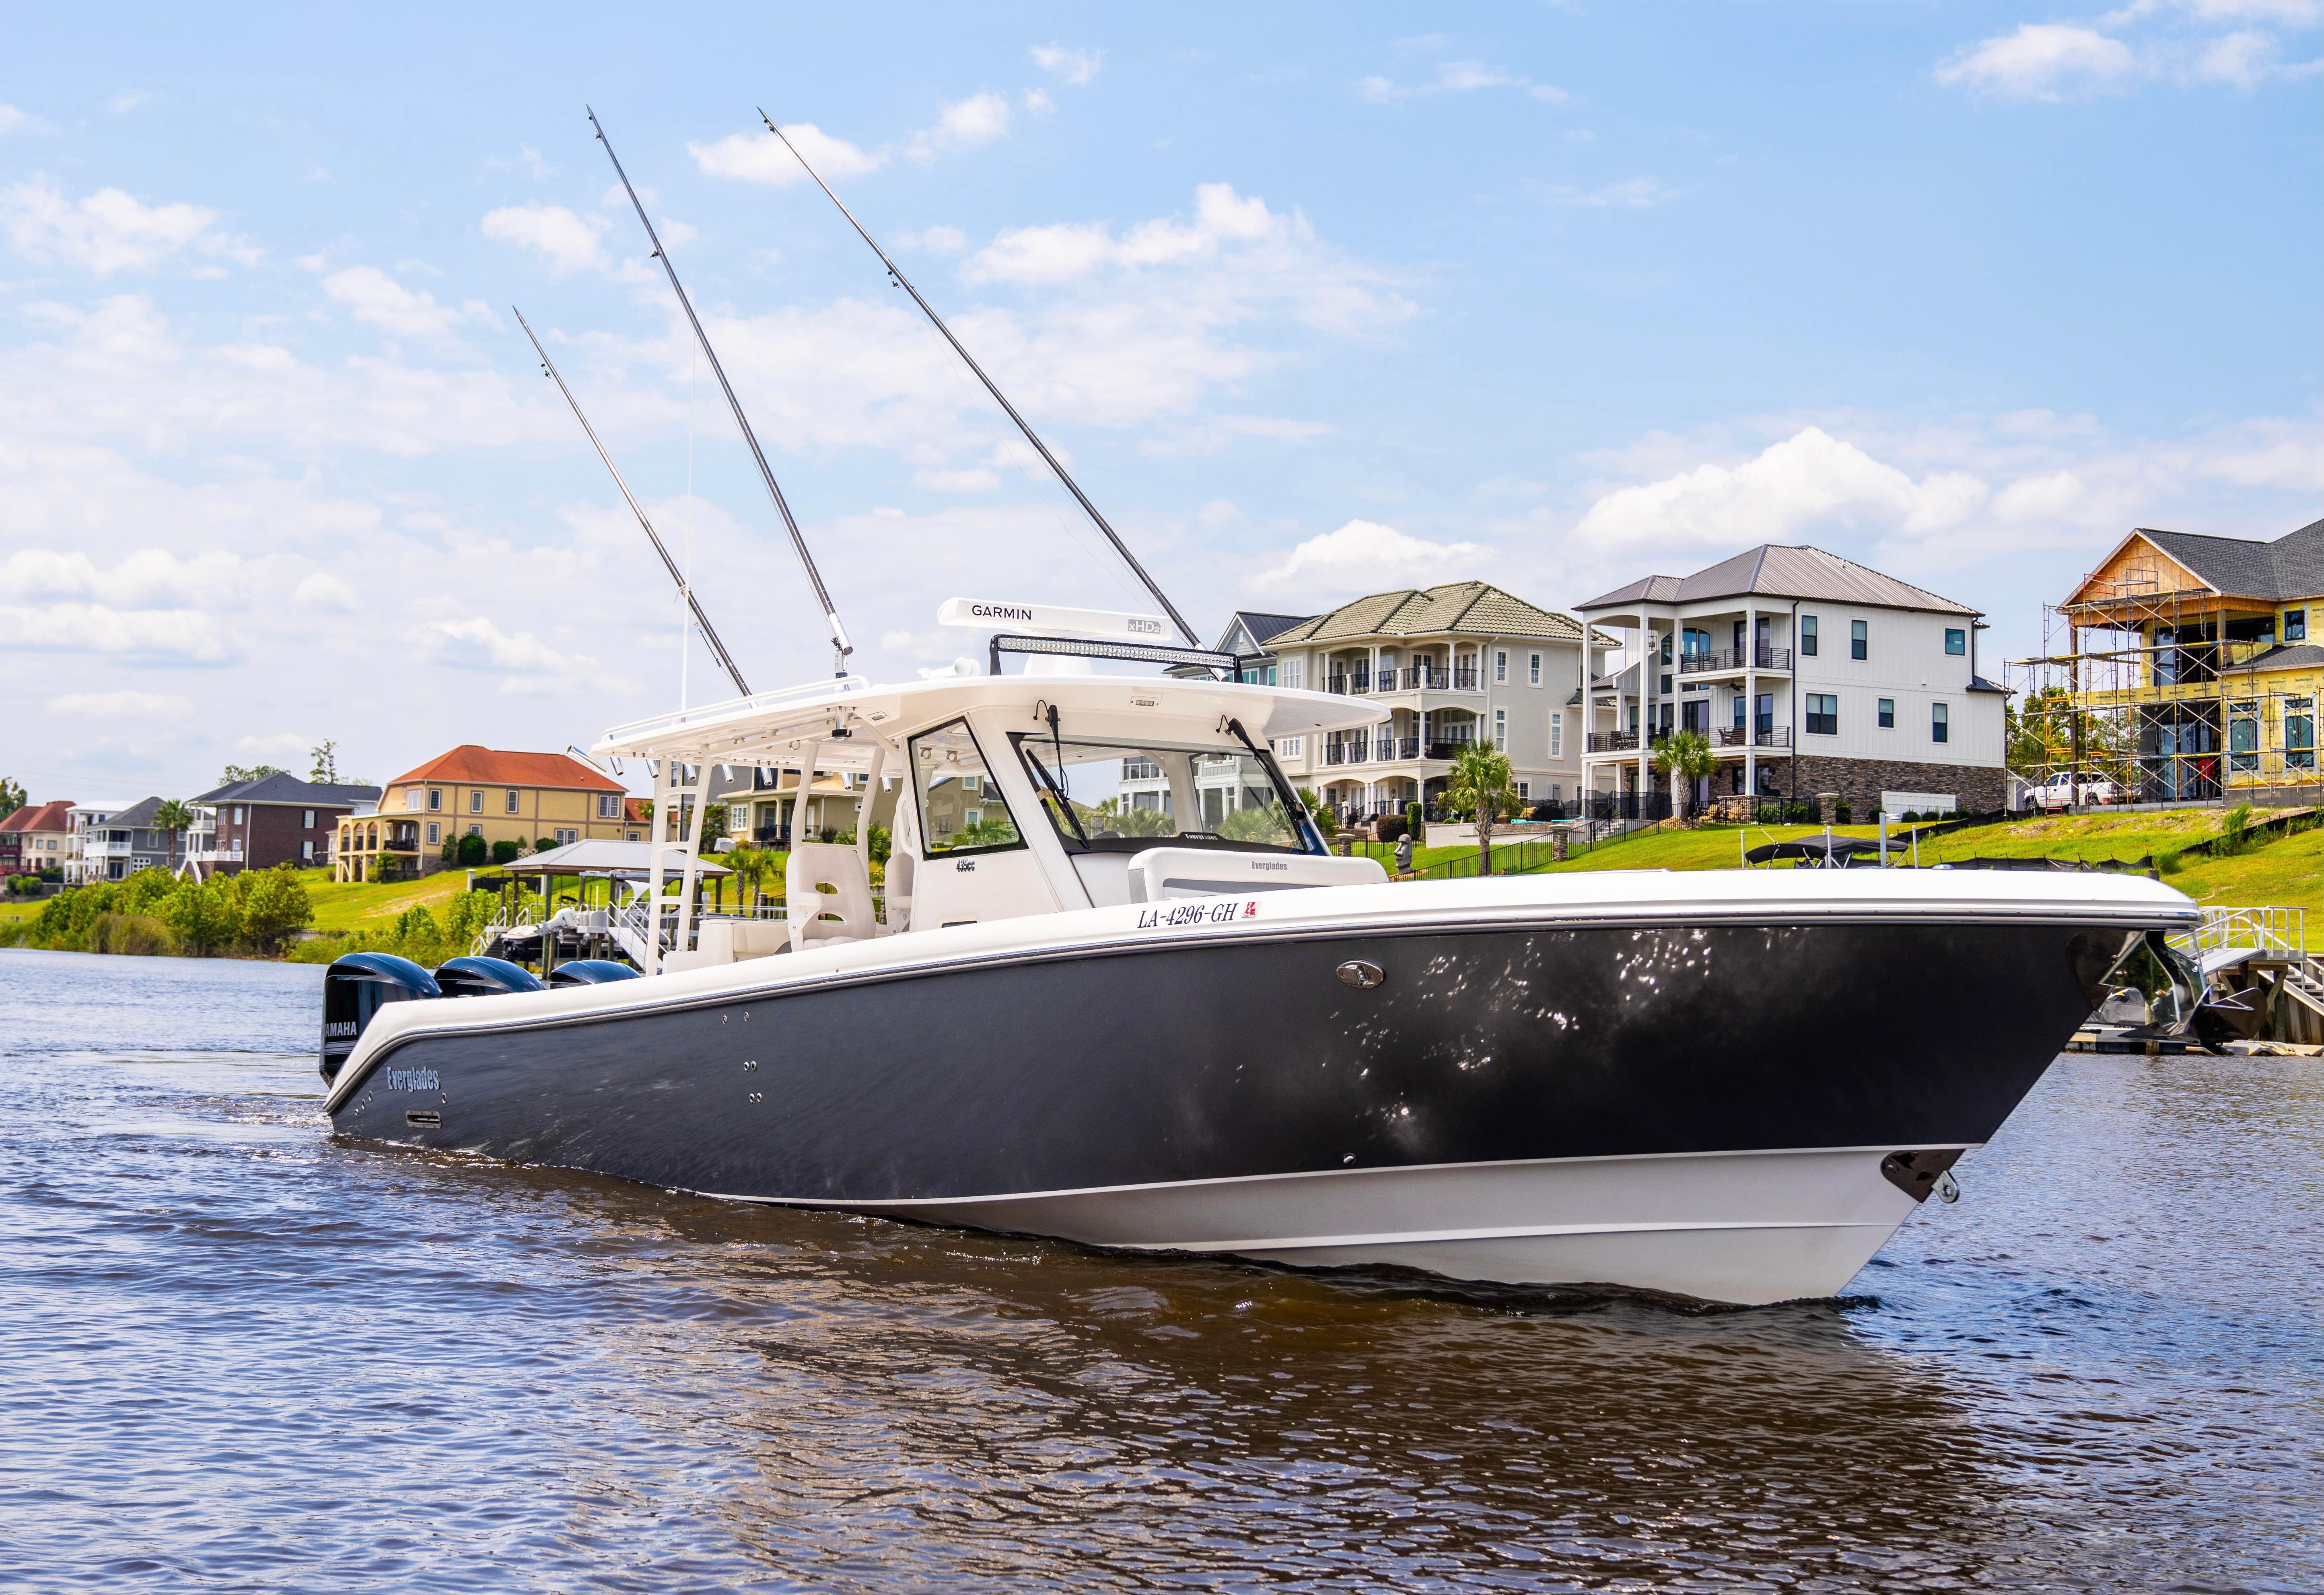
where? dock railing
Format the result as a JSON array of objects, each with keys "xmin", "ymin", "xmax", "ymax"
[{"xmin": 2168, "ymin": 906, "xmax": 2308, "ymax": 959}]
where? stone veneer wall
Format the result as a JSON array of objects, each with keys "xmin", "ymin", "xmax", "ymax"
[{"xmin": 1782, "ymin": 755, "xmax": 2006, "ymax": 816}]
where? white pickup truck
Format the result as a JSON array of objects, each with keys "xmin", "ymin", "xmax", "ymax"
[{"xmin": 2030, "ymin": 770, "xmax": 2121, "ymax": 811}]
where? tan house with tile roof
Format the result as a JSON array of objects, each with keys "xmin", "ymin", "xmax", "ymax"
[
  {"xmin": 335, "ymin": 745, "xmax": 632, "ymax": 881},
  {"xmin": 1149, "ymin": 582, "xmax": 1612, "ymax": 824}
]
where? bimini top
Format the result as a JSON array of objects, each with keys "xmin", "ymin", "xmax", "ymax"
[{"xmin": 591, "ymin": 673, "xmax": 1389, "ymax": 769}]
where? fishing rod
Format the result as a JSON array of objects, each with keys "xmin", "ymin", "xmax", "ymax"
[
  {"xmin": 587, "ymin": 107, "xmax": 854, "ymax": 677},
  {"xmin": 513, "ymin": 305, "xmax": 752, "ymax": 700},
  {"xmin": 755, "ymin": 107, "xmax": 1205, "ymax": 655}
]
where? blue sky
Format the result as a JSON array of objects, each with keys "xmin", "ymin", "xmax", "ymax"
[{"xmin": 3, "ymin": 2, "xmax": 2317, "ymax": 799}]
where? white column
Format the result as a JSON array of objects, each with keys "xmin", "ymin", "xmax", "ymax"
[{"xmin": 1743, "ymin": 604, "xmax": 1758, "ymax": 801}]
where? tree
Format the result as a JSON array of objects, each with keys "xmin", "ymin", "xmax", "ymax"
[
  {"xmin": 456, "ymin": 832, "xmax": 490, "ymax": 867},
  {"xmin": 163, "ymin": 879, "xmax": 242, "ymax": 956},
  {"xmin": 153, "ymin": 799, "xmax": 195, "ymax": 874},
  {"xmin": 1446, "ymin": 741, "xmax": 1518, "ymax": 876},
  {"xmin": 309, "ymin": 741, "xmax": 340, "ymax": 784},
  {"xmin": 727, "ymin": 843, "xmax": 774, "ymax": 914},
  {"xmin": 218, "ymin": 763, "xmax": 286, "ymax": 786},
  {"xmin": 1652, "ymin": 731, "xmax": 1721, "ymax": 825},
  {"xmin": 0, "ymin": 777, "xmax": 24, "ymax": 820},
  {"xmin": 1294, "ymin": 788, "xmax": 1339, "ymax": 842},
  {"xmin": 240, "ymin": 866, "xmax": 314, "ymax": 954}
]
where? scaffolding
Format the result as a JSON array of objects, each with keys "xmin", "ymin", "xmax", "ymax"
[{"xmin": 2008, "ymin": 553, "xmax": 2323, "ymax": 808}]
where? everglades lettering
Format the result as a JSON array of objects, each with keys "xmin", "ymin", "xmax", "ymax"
[{"xmin": 384, "ymin": 1066, "xmax": 441, "ymax": 1093}]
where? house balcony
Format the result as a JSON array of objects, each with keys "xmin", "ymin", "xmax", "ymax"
[
  {"xmin": 80, "ymin": 840, "xmax": 136, "ymax": 861},
  {"xmin": 1587, "ymin": 731, "xmax": 1641, "ymax": 753},
  {"xmin": 1677, "ymin": 645, "xmax": 1793, "ymax": 676},
  {"xmin": 189, "ymin": 847, "xmax": 245, "ymax": 865},
  {"xmin": 1324, "ymin": 668, "xmax": 1375, "ymax": 695},
  {"xmin": 1376, "ymin": 665, "xmax": 1481, "ymax": 694},
  {"xmin": 1711, "ymin": 727, "xmax": 1793, "ymax": 753}
]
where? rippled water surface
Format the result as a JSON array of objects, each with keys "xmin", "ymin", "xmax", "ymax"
[{"xmin": 1, "ymin": 947, "xmax": 2318, "ymax": 1592}]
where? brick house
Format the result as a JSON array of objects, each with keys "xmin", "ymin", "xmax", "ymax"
[
  {"xmin": 187, "ymin": 774, "xmax": 383, "ymax": 877},
  {"xmin": 338, "ymin": 747, "xmax": 629, "ymax": 880},
  {"xmin": 4, "ymin": 800, "xmax": 76, "ymax": 879}
]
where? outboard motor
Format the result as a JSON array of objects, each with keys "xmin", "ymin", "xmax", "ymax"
[
  {"xmin": 434, "ymin": 956, "xmax": 545, "ymax": 998},
  {"xmin": 321, "ymin": 953, "xmax": 441, "ymax": 1082},
  {"xmin": 547, "ymin": 959, "xmax": 642, "ymax": 988}
]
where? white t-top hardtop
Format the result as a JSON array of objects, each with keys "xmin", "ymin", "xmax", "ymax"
[{"xmin": 592, "ymin": 673, "xmax": 1389, "ymax": 768}]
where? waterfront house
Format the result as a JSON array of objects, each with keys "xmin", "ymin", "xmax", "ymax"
[
  {"xmin": 64, "ymin": 798, "xmax": 181, "ymax": 883},
  {"xmin": 1170, "ymin": 582, "xmax": 1609, "ymax": 824},
  {"xmin": 2049, "ymin": 516, "xmax": 2324, "ymax": 804},
  {"xmin": 338, "ymin": 746, "xmax": 629, "ymax": 880},
  {"xmin": 4, "ymin": 800, "xmax": 76, "ymax": 879},
  {"xmin": 186, "ymin": 773, "xmax": 381, "ymax": 878},
  {"xmin": 1577, "ymin": 545, "xmax": 2007, "ymax": 817}
]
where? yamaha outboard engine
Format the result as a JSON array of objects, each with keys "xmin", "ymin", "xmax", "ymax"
[
  {"xmin": 434, "ymin": 956, "xmax": 544, "ymax": 998},
  {"xmin": 546, "ymin": 959, "xmax": 642, "ymax": 988},
  {"xmin": 320, "ymin": 953, "xmax": 441, "ymax": 1082}
]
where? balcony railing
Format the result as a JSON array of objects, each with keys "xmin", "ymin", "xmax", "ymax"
[
  {"xmin": 1709, "ymin": 727, "xmax": 1794, "ymax": 750},
  {"xmin": 1587, "ymin": 731, "xmax": 1641, "ymax": 753},
  {"xmin": 1678, "ymin": 644, "xmax": 1793, "ymax": 675},
  {"xmin": 1381, "ymin": 665, "xmax": 1480, "ymax": 692}
]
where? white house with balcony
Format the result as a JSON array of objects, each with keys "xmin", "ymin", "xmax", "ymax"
[
  {"xmin": 1575, "ymin": 544, "xmax": 2009, "ymax": 817},
  {"xmin": 1139, "ymin": 583, "xmax": 1611, "ymax": 825},
  {"xmin": 64, "ymin": 798, "xmax": 173, "ymax": 883}
]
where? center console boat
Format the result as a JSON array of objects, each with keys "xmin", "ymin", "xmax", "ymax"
[{"xmin": 320, "ymin": 639, "xmax": 2200, "ymax": 1305}]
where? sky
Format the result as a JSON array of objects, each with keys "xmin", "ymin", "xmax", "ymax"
[{"xmin": 2, "ymin": 2, "xmax": 2318, "ymax": 801}]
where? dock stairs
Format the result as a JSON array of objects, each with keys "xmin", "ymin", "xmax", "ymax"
[{"xmin": 2176, "ymin": 908, "xmax": 2324, "ymax": 1051}]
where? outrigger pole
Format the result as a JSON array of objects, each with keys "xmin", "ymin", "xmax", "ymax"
[
  {"xmin": 588, "ymin": 107, "xmax": 855, "ymax": 677},
  {"xmin": 513, "ymin": 305, "xmax": 752, "ymax": 700},
  {"xmin": 755, "ymin": 108, "xmax": 1206, "ymax": 655}
]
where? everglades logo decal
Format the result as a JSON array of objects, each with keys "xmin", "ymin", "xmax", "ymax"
[{"xmin": 384, "ymin": 1066, "xmax": 441, "ymax": 1093}]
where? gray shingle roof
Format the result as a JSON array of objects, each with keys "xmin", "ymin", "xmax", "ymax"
[
  {"xmin": 1215, "ymin": 611, "xmax": 1317, "ymax": 653},
  {"xmin": 2224, "ymin": 642, "xmax": 2324, "ymax": 676},
  {"xmin": 1578, "ymin": 544, "xmax": 1978, "ymax": 616},
  {"xmin": 2127, "ymin": 517, "xmax": 2324, "ymax": 602},
  {"xmin": 1266, "ymin": 582, "xmax": 1586, "ymax": 645},
  {"xmin": 107, "ymin": 796, "xmax": 168, "ymax": 830},
  {"xmin": 192, "ymin": 773, "xmax": 381, "ymax": 807}
]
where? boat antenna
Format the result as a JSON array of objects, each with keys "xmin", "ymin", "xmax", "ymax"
[
  {"xmin": 755, "ymin": 108, "xmax": 1205, "ymax": 656},
  {"xmin": 588, "ymin": 107, "xmax": 854, "ymax": 677},
  {"xmin": 514, "ymin": 305, "xmax": 752, "ymax": 699}
]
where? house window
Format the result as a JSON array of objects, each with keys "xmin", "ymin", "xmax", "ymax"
[
  {"xmin": 1550, "ymin": 712, "xmax": 1563, "ymax": 758},
  {"xmin": 301, "ymin": 840, "xmax": 313, "ymax": 862},
  {"xmin": 428, "ymin": 789, "xmax": 442, "ymax": 812},
  {"xmin": 467, "ymin": 823, "xmax": 483, "ymax": 838},
  {"xmin": 1517, "ymin": 781, "xmax": 1529, "ymax": 799},
  {"xmin": 1277, "ymin": 737, "xmax": 1303, "ymax": 757},
  {"xmin": 1931, "ymin": 702, "xmax": 1950, "ymax": 744},
  {"xmin": 597, "ymin": 792, "xmax": 620, "ymax": 818},
  {"xmin": 426, "ymin": 822, "xmax": 441, "ymax": 844},
  {"xmin": 1495, "ymin": 650, "xmax": 1508, "ymax": 683},
  {"xmin": 1731, "ymin": 695, "xmax": 1745, "ymax": 731},
  {"xmin": 302, "ymin": 809, "xmax": 315, "ymax": 828},
  {"xmin": 406, "ymin": 788, "xmax": 422, "ymax": 811},
  {"xmin": 555, "ymin": 827, "xmax": 578, "ymax": 846},
  {"xmin": 233, "ymin": 807, "xmax": 245, "ymax": 825},
  {"xmin": 1851, "ymin": 619, "xmax": 1868, "ymax": 661},
  {"xmin": 1659, "ymin": 634, "xmax": 1673, "ymax": 665},
  {"xmin": 506, "ymin": 789, "xmax": 521, "ymax": 814},
  {"xmin": 2286, "ymin": 697, "xmax": 2315, "ymax": 770},
  {"xmin": 626, "ymin": 830, "xmax": 640, "ymax": 842},
  {"xmin": 1806, "ymin": 694, "xmax": 1839, "ymax": 736},
  {"xmin": 469, "ymin": 790, "xmax": 484, "ymax": 814},
  {"xmin": 1528, "ymin": 653, "xmax": 1542, "ymax": 686},
  {"xmin": 1494, "ymin": 708, "xmax": 1508, "ymax": 750},
  {"xmin": 2287, "ymin": 609, "xmax": 2308, "ymax": 643},
  {"xmin": 1878, "ymin": 698, "xmax": 1895, "ymax": 729},
  {"xmin": 1945, "ymin": 628, "xmax": 1967, "ymax": 656},
  {"xmin": 2228, "ymin": 700, "xmax": 2259, "ymax": 774},
  {"xmin": 1800, "ymin": 615, "xmax": 1819, "ymax": 656}
]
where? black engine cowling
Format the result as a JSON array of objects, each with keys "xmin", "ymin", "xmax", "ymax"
[{"xmin": 320, "ymin": 953, "xmax": 441, "ymax": 1082}]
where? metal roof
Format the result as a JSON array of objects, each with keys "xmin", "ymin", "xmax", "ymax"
[
  {"xmin": 1578, "ymin": 544, "xmax": 1979, "ymax": 616},
  {"xmin": 1214, "ymin": 611, "xmax": 1317, "ymax": 652}
]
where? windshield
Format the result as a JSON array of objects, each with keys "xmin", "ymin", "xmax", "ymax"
[
  {"xmin": 1013, "ymin": 733, "xmax": 1315, "ymax": 854},
  {"xmin": 910, "ymin": 718, "xmax": 1024, "ymax": 858}
]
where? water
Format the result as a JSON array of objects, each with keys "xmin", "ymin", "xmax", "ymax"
[{"xmin": 0, "ymin": 947, "xmax": 2317, "ymax": 1593}]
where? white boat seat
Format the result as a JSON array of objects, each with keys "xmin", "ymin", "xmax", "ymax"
[
  {"xmin": 786, "ymin": 843, "xmax": 879, "ymax": 952},
  {"xmin": 1126, "ymin": 847, "xmax": 1389, "ymax": 903},
  {"xmin": 884, "ymin": 848, "xmax": 916, "ymax": 932}
]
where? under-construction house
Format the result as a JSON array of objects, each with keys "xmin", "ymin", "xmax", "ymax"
[{"xmin": 2027, "ymin": 517, "xmax": 2324, "ymax": 805}]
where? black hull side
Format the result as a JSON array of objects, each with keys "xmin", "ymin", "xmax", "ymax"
[{"xmin": 329, "ymin": 920, "xmax": 2099, "ymax": 1200}]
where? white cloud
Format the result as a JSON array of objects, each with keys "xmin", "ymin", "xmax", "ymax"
[
  {"xmin": 2, "ymin": 547, "xmax": 252, "ymax": 609},
  {"xmin": 1024, "ymin": 88, "xmax": 1056, "ymax": 115},
  {"xmin": 1, "ymin": 177, "xmax": 221, "ymax": 273},
  {"xmin": 53, "ymin": 689, "xmax": 192, "ymax": 717},
  {"xmin": 1357, "ymin": 60, "xmax": 1540, "ymax": 101},
  {"xmin": 0, "ymin": 104, "xmax": 26, "ymax": 135},
  {"xmin": 2192, "ymin": 28, "xmax": 2286, "ymax": 82},
  {"xmin": 406, "ymin": 615, "xmax": 597, "ymax": 687},
  {"xmin": 321, "ymin": 265, "xmax": 495, "ymax": 340},
  {"xmin": 689, "ymin": 123, "xmax": 884, "ymax": 185},
  {"xmin": 1937, "ymin": 24, "xmax": 2142, "ymax": 97},
  {"xmin": 1250, "ymin": 520, "xmax": 1488, "ymax": 599},
  {"xmin": 910, "ymin": 93, "xmax": 1015, "ymax": 160},
  {"xmin": 104, "ymin": 91, "xmax": 147, "ymax": 114},
  {"xmin": 293, "ymin": 572, "xmax": 359, "ymax": 611},
  {"xmin": 1031, "ymin": 43, "xmax": 1104, "ymax": 84},
  {"xmin": 0, "ymin": 602, "xmax": 240, "ymax": 663},
  {"xmin": 901, "ymin": 224, "xmax": 969, "ymax": 254},
  {"xmin": 234, "ymin": 731, "xmax": 313, "ymax": 761},
  {"xmin": 480, "ymin": 204, "xmax": 610, "ymax": 276},
  {"xmin": 1548, "ymin": 178, "xmax": 1678, "ymax": 209}
]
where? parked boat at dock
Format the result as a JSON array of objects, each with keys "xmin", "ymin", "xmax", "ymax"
[{"xmin": 320, "ymin": 666, "xmax": 2200, "ymax": 1305}]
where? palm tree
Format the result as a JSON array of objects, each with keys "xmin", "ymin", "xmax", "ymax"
[
  {"xmin": 1446, "ymin": 741, "xmax": 1517, "ymax": 876},
  {"xmin": 1651, "ymin": 731, "xmax": 1720, "ymax": 825},
  {"xmin": 154, "ymin": 799, "xmax": 195, "ymax": 876}
]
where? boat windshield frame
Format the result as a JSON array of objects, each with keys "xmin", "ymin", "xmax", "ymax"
[{"xmin": 1009, "ymin": 730, "xmax": 1321, "ymax": 856}]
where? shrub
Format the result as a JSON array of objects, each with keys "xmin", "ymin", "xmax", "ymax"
[
  {"xmin": 164, "ymin": 879, "xmax": 242, "ymax": 955},
  {"xmin": 118, "ymin": 867, "xmax": 177, "ymax": 917},
  {"xmin": 1375, "ymin": 815, "xmax": 1408, "ymax": 846},
  {"xmin": 2155, "ymin": 847, "xmax": 2185, "ymax": 876},
  {"xmin": 1834, "ymin": 802, "xmax": 1853, "ymax": 824},
  {"xmin": 1406, "ymin": 801, "xmax": 1425, "ymax": 839},
  {"xmin": 456, "ymin": 832, "xmax": 489, "ymax": 867},
  {"xmin": 240, "ymin": 866, "xmax": 314, "ymax": 955},
  {"xmin": 86, "ymin": 912, "xmax": 171, "ymax": 957},
  {"xmin": 2221, "ymin": 802, "xmax": 2254, "ymax": 857},
  {"xmin": 440, "ymin": 841, "xmax": 458, "ymax": 865},
  {"xmin": 491, "ymin": 838, "xmax": 523, "ymax": 866},
  {"xmin": 1784, "ymin": 803, "xmax": 1816, "ymax": 823},
  {"xmin": 536, "ymin": 836, "xmax": 558, "ymax": 853}
]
